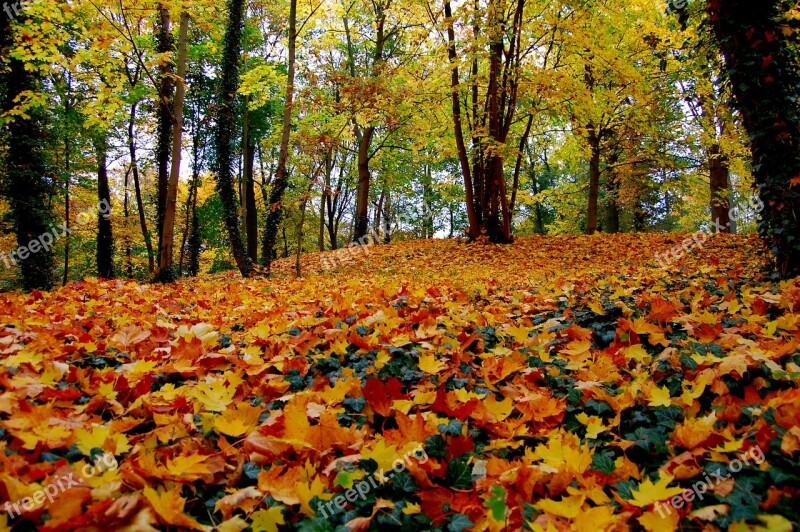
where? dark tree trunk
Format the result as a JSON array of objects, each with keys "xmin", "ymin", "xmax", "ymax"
[
  {"xmin": 96, "ymin": 138, "xmax": 115, "ymax": 279},
  {"xmin": 707, "ymin": 0, "xmax": 800, "ymax": 277},
  {"xmin": 128, "ymin": 102, "xmax": 155, "ymax": 273},
  {"xmin": 444, "ymin": 0, "xmax": 480, "ymax": 240},
  {"xmin": 1, "ymin": 21, "xmax": 57, "ymax": 291},
  {"xmin": 155, "ymin": 4, "xmax": 174, "ymax": 265},
  {"xmin": 215, "ymin": 0, "xmax": 255, "ymax": 276},
  {"xmin": 188, "ymin": 174, "xmax": 201, "ymax": 277},
  {"xmin": 353, "ymin": 126, "xmax": 375, "ymax": 240},
  {"xmin": 262, "ymin": 0, "xmax": 297, "ymax": 269},
  {"xmin": 244, "ymin": 122, "xmax": 258, "ymax": 262},
  {"xmin": 63, "ymin": 142, "xmax": 70, "ymax": 286}
]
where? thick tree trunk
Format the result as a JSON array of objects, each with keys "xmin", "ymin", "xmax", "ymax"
[
  {"xmin": 585, "ymin": 132, "xmax": 601, "ymax": 234},
  {"xmin": 155, "ymin": 4, "xmax": 174, "ymax": 265},
  {"xmin": 262, "ymin": 0, "xmax": 297, "ymax": 270},
  {"xmin": 707, "ymin": 0, "xmax": 800, "ymax": 277},
  {"xmin": 353, "ymin": 127, "xmax": 375, "ymax": 240},
  {"xmin": 157, "ymin": 11, "xmax": 189, "ymax": 283},
  {"xmin": 709, "ymin": 143, "xmax": 732, "ymax": 232},
  {"xmin": 1, "ymin": 22, "xmax": 56, "ymax": 291},
  {"xmin": 215, "ymin": 0, "xmax": 255, "ymax": 276},
  {"xmin": 96, "ymin": 138, "xmax": 115, "ymax": 279}
]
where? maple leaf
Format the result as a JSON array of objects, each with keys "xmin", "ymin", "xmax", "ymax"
[
  {"xmin": 192, "ymin": 376, "xmax": 239, "ymax": 412},
  {"xmin": 214, "ymin": 402, "xmax": 262, "ymax": 437},
  {"xmin": 628, "ymin": 473, "xmax": 685, "ymax": 507},
  {"xmin": 537, "ymin": 493, "xmax": 585, "ymax": 518},
  {"xmin": 143, "ymin": 486, "xmax": 210, "ymax": 531},
  {"xmin": 109, "ymin": 325, "xmax": 151, "ymax": 351},
  {"xmin": 418, "ymin": 352, "xmax": 446, "ymax": 374},
  {"xmin": 250, "ymin": 507, "xmax": 286, "ymax": 532}
]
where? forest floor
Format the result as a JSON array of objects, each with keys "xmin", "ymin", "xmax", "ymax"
[{"xmin": 0, "ymin": 234, "xmax": 798, "ymax": 531}]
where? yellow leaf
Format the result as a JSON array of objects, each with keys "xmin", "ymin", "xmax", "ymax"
[
  {"xmin": 75, "ymin": 425, "xmax": 130, "ymax": 455},
  {"xmin": 418, "ymin": 352, "xmax": 445, "ymax": 374},
  {"xmin": 537, "ymin": 493, "xmax": 585, "ymax": 518},
  {"xmin": 575, "ymin": 412, "xmax": 606, "ymax": 439},
  {"xmin": 648, "ymin": 385, "xmax": 672, "ymax": 407},
  {"xmin": 362, "ymin": 439, "xmax": 399, "ymax": 472},
  {"xmin": 214, "ymin": 402, "xmax": 262, "ymax": 437},
  {"xmin": 250, "ymin": 507, "xmax": 285, "ymax": 532},
  {"xmin": 628, "ymin": 473, "xmax": 685, "ymax": 508},
  {"xmin": 143, "ymin": 486, "xmax": 209, "ymax": 531}
]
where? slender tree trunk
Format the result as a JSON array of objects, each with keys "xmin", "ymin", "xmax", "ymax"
[
  {"xmin": 444, "ymin": 0, "xmax": 480, "ymax": 240},
  {"xmin": 216, "ymin": 0, "xmax": 255, "ymax": 276},
  {"xmin": 262, "ymin": 0, "xmax": 297, "ymax": 270},
  {"xmin": 510, "ymin": 114, "xmax": 533, "ymax": 217},
  {"xmin": 123, "ymin": 167, "xmax": 133, "ymax": 278},
  {"xmin": 155, "ymin": 4, "xmax": 174, "ymax": 265},
  {"xmin": 96, "ymin": 138, "xmax": 115, "ymax": 279},
  {"xmin": 128, "ymin": 102, "xmax": 154, "ymax": 273},
  {"xmin": 63, "ymin": 141, "xmax": 70, "ymax": 286},
  {"xmin": 319, "ymin": 151, "xmax": 331, "ymax": 252},
  {"xmin": 244, "ymin": 132, "xmax": 258, "ymax": 261},
  {"xmin": 157, "ymin": 11, "xmax": 189, "ymax": 283},
  {"xmin": 382, "ymin": 190, "xmax": 390, "ymax": 243}
]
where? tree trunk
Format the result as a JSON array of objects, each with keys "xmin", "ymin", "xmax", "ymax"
[
  {"xmin": 510, "ymin": 113, "xmax": 533, "ymax": 217},
  {"xmin": 353, "ymin": 126, "xmax": 375, "ymax": 240},
  {"xmin": 155, "ymin": 4, "xmax": 174, "ymax": 265},
  {"xmin": 157, "ymin": 11, "xmax": 189, "ymax": 283},
  {"xmin": 215, "ymin": 0, "xmax": 255, "ymax": 276},
  {"xmin": 63, "ymin": 141, "xmax": 70, "ymax": 286},
  {"xmin": 709, "ymin": 143, "xmax": 732, "ymax": 232},
  {"xmin": 707, "ymin": 0, "xmax": 800, "ymax": 277},
  {"xmin": 128, "ymin": 102, "xmax": 154, "ymax": 273},
  {"xmin": 444, "ymin": 0, "xmax": 480, "ymax": 240},
  {"xmin": 96, "ymin": 138, "xmax": 115, "ymax": 279},
  {"xmin": 585, "ymin": 131, "xmax": 601, "ymax": 234},
  {"xmin": 382, "ymin": 189, "xmax": 391, "ymax": 243},
  {"xmin": 244, "ymin": 111, "xmax": 258, "ymax": 261},
  {"xmin": 1, "ymin": 19, "xmax": 56, "ymax": 291},
  {"xmin": 262, "ymin": 0, "xmax": 297, "ymax": 270}
]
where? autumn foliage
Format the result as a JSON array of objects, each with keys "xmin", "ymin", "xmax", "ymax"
[{"xmin": 0, "ymin": 235, "xmax": 798, "ymax": 530}]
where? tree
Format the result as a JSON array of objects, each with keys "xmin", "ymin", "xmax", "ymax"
[
  {"xmin": 155, "ymin": 4, "xmax": 175, "ymax": 265},
  {"xmin": 0, "ymin": 13, "xmax": 57, "ymax": 291},
  {"xmin": 96, "ymin": 137, "xmax": 115, "ymax": 279},
  {"xmin": 215, "ymin": 0, "xmax": 256, "ymax": 277},
  {"xmin": 156, "ymin": 11, "xmax": 190, "ymax": 282},
  {"xmin": 707, "ymin": 0, "xmax": 800, "ymax": 277},
  {"xmin": 262, "ymin": 0, "xmax": 298, "ymax": 270},
  {"xmin": 444, "ymin": 0, "xmax": 527, "ymax": 243}
]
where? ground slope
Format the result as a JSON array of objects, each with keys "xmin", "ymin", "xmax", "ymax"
[{"xmin": 0, "ymin": 234, "xmax": 798, "ymax": 531}]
